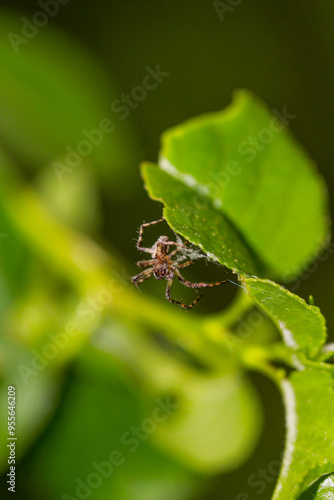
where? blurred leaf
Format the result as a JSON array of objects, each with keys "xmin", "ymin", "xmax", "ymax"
[
  {"xmin": 142, "ymin": 91, "xmax": 329, "ymax": 279},
  {"xmin": 9, "ymin": 289, "xmax": 58, "ymax": 345},
  {"xmin": 151, "ymin": 372, "xmax": 262, "ymax": 474},
  {"xmin": 0, "ymin": 199, "xmax": 30, "ymax": 300},
  {"xmin": 244, "ymin": 278, "xmax": 327, "ymax": 359},
  {"xmin": 0, "ymin": 150, "xmax": 32, "ymax": 301},
  {"xmin": 36, "ymin": 165, "xmax": 102, "ymax": 233},
  {"xmin": 0, "ymin": 339, "xmax": 60, "ymax": 472},
  {"xmin": 0, "ymin": 10, "xmax": 137, "ymax": 186},
  {"xmin": 21, "ymin": 347, "xmax": 199, "ymax": 500},
  {"xmin": 98, "ymin": 320, "xmax": 262, "ymax": 475},
  {"xmin": 142, "ymin": 162, "xmax": 260, "ymax": 275},
  {"xmin": 272, "ymin": 368, "xmax": 334, "ymax": 500}
]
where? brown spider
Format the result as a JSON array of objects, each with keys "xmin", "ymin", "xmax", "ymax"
[{"xmin": 131, "ymin": 218, "xmax": 228, "ymax": 309}]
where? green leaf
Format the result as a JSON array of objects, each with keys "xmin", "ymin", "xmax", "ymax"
[
  {"xmin": 310, "ymin": 474, "xmax": 334, "ymax": 499},
  {"xmin": 243, "ymin": 278, "xmax": 327, "ymax": 359},
  {"xmin": 272, "ymin": 368, "xmax": 334, "ymax": 500},
  {"xmin": 142, "ymin": 91, "xmax": 329, "ymax": 279},
  {"xmin": 142, "ymin": 162, "xmax": 261, "ymax": 275},
  {"xmin": 298, "ymin": 474, "xmax": 334, "ymax": 499}
]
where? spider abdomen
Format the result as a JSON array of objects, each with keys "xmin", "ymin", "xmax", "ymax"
[{"xmin": 153, "ymin": 263, "xmax": 173, "ymax": 280}]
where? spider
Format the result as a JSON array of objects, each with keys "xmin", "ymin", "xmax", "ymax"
[{"xmin": 131, "ymin": 218, "xmax": 228, "ymax": 309}]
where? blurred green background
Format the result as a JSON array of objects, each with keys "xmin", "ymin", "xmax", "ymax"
[{"xmin": 0, "ymin": 1, "xmax": 333, "ymax": 499}]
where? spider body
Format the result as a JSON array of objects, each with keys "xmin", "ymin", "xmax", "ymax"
[
  {"xmin": 153, "ymin": 262, "xmax": 173, "ymax": 280},
  {"xmin": 132, "ymin": 218, "xmax": 228, "ymax": 309},
  {"xmin": 151, "ymin": 236, "xmax": 175, "ymax": 280},
  {"xmin": 154, "ymin": 235, "xmax": 170, "ymax": 257}
]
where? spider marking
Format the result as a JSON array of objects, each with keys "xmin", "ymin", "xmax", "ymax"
[{"xmin": 131, "ymin": 218, "xmax": 228, "ymax": 309}]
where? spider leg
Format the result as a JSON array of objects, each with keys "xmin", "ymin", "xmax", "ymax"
[
  {"xmin": 165, "ymin": 279, "xmax": 203, "ymax": 310},
  {"xmin": 137, "ymin": 259, "xmax": 155, "ymax": 268},
  {"xmin": 175, "ymin": 269, "xmax": 228, "ymax": 288},
  {"xmin": 131, "ymin": 268, "xmax": 153, "ymax": 288},
  {"xmin": 165, "ymin": 241, "xmax": 189, "ymax": 250},
  {"xmin": 176, "ymin": 260, "xmax": 195, "ymax": 269},
  {"xmin": 137, "ymin": 218, "xmax": 165, "ymax": 253},
  {"xmin": 168, "ymin": 248, "xmax": 179, "ymax": 258},
  {"xmin": 166, "ymin": 242, "xmax": 190, "ymax": 261}
]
